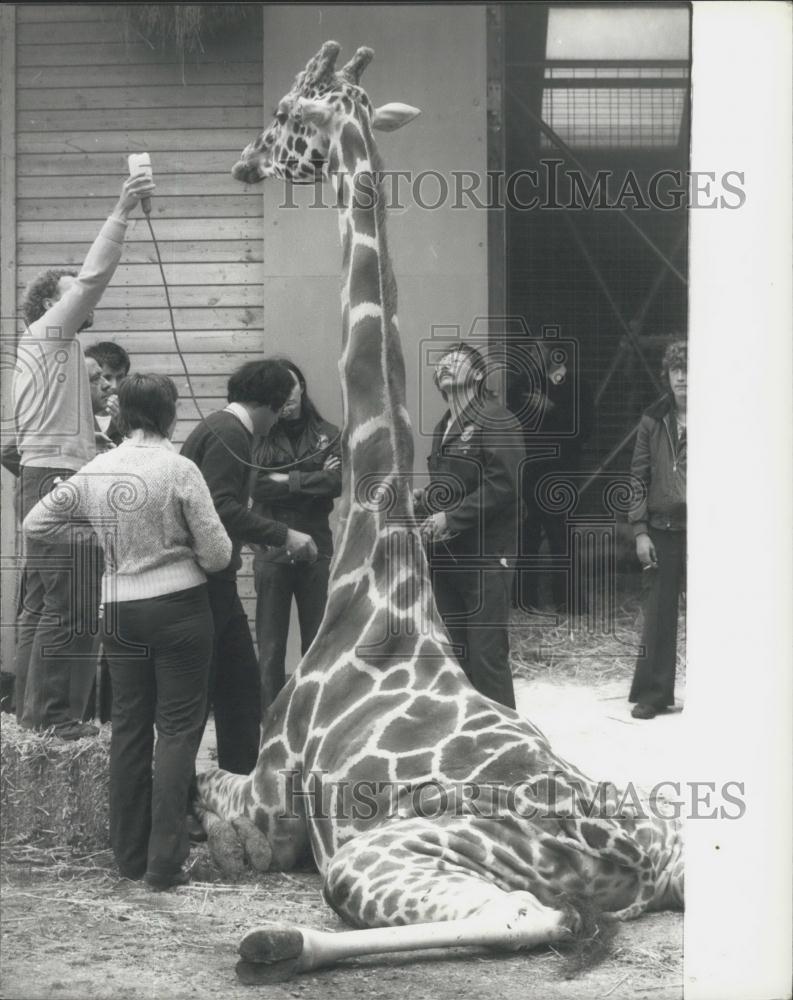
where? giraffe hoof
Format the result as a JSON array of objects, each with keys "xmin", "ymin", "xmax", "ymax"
[
  {"xmin": 207, "ymin": 820, "xmax": 245, "ymax": 880},
  {"xmin": 239, "ymin": 924, "xmax": 304, "ymax": 966},
  {"xmin": 232, "ymin": 816, "xmax": 272, "ymax": 872},
  {"xmin": 235, "ymin": 957, "xmax": 301, "ymax": 984}
]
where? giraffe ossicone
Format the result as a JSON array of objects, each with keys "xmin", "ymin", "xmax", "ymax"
[{"xmin": 197, "ymin": 40, "xmax": 684, "ymax": 982}]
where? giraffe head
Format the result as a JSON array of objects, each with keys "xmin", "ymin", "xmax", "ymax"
[{"xmin": 231, "ymin": 40, "xmax": 420, "ymax": 184}]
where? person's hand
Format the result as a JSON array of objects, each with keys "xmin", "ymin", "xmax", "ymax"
[
  {"xmin": 105, "ymin": 394, "xmax": 120, "ymax": 418},
  {"xmin": 285, "ymin": 529, "xmax": 318, "ymax": 564},
  {"xmin": 266, "ymin": 472, "xmax": 289, "ymax": 483},
  {"xmin": 635, "ymin": 533, "xmax": 657, "ymax": 569},
  {"xmin": 420, "ymin": 511, "xmax": 454, "ymax": 543},
  {"xmin": 114, "ymin": 172, "xmax": 156, "ymax": 220},
  {"xmin": 323, "ymin": 454, "xmax": 341, "ymax": 472}
]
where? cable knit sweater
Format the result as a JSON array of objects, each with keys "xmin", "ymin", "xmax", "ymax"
[{"xmin": 22, "ymin": 436, "xmax": 232, "ymax": 603}]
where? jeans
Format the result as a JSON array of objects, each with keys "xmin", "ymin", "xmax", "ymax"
[
  {"xmin": 15, "ymin": 466, "xmax": 101, "ymax": 731},
  {"xmin": 629, "ymin": 528, "xmax": 686, "ymax": 709},
  {"xmin": 203, "ymin": 576, "xmax": 262, "ymax": 775},
  {"xmin": 430, "ymin": 561, "xmax": 516, "ymax": 710},
  {"xmin": 103, "ymin": 584, "xmax": 212, "ymax": 880},
  {"xmin": 254, "ymin": 555, "xmax": 330, "ymax": 713}
]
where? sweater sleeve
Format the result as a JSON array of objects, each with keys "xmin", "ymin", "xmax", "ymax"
[
  {"xmin": 179, "ymin": 462, "xmax": 234, "ymax": 574},
  {"xmin": 23, "ymin": 476, "xmax": 87, "ymax": 542},
  {"xmin": 628, "ymin": 417, "xmax": 652, "ymax": 537},
  {"xmin": 27, "ymin": 216, "xmax": 128, "ymax": 342},
  {"xmin": 199, "ymin": 423, "xmax": 289, "ymax": 547}
]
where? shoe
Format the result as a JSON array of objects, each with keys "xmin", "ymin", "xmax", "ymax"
[
  {"xmin": 143, "ymin": 867, "xmax": 191, "ymax": 892},
  {"xmin": 631, "ymin": 703, "xmax": 657, "ymax": 720},
  {"xmin": 52, "ymin": 721, "xmax": 99, "ymax": 741}
]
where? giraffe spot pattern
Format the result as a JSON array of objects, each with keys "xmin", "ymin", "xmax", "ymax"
[
  {"xmin": 581, "ymin": 821, "xmax": 611, "ymax": 850},
  {"xmin": 201, "ymin": 42, "xmax": 683, "ymax": 938}
]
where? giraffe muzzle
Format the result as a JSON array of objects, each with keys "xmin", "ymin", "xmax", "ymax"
[{"xmin": 231, "ymin": 159, "xmax": 264, "ymax": 184}]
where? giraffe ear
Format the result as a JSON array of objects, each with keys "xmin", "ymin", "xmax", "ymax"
[
  {"xmin": 296, "ymin": 98, "xmax": 333, "ymax": 127},
  {"xmin": 371, "ymin": 103, "xmax": 421, "ymax": 132}
]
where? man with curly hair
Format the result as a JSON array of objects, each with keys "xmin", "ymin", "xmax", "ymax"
[
  {"xmin": 10, "ymin": 172, "xmax": 153, "ymax": 739},
  {"xmin": 84, "ymin": 340, "xmax": 131, "ymax": 448}
]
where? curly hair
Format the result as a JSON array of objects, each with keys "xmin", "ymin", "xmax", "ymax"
[
  {"xmin": 21, "ymin": 268, "xmax": 78, "ymax": 326},
  {"xmin": 84, "ymin": 341, "xmax": 131, "ymax": 376},
  {"xmin": 661, "ymin": 338, "xmax": 687, "ymax": 377}
]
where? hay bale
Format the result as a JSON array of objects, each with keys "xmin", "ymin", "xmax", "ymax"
[{"xmin": 1, "ymin": 716, "xmax": 110, "ymax": 850}]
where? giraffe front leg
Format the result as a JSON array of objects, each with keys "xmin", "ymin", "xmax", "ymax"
[
  {"xmin": 235, "ymin": 887, "xmax": 576, "ymax": 983},
  {"xmin": 192, "ymin": 769, "xmax": 272, "ymax": 879},
  {"xmin": 235, "ymin": 825, "xmax": 580, "ymax": 983}
]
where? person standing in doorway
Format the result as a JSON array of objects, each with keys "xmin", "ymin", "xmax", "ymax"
[{"xmin": 628, "ymin": 339, "xmax": 687, "ymax": 720}]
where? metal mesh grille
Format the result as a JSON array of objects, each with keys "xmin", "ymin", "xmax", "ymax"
[{"xmin": 541, "ymin": 66, "xmax": 688, "ymax": 148}]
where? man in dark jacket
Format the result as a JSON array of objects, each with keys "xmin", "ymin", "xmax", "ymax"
[
  {"xmin": 416, "ymin": 342, "xmax": 525, "ymax": 709},
  {"xmin": 181, "ymin": 361, "xmax": 318, "ymax": 773},
  {"xmin": 508, "ymin": 338, "xmax": 593, "ymax": 612},
  {"xmin": 627, "ymin": 340, "xmax": 687, "ymax": 720}
]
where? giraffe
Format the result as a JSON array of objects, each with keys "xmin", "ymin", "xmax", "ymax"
[{"xmin": 194, "ymin": 41, "xmax": 684, "ymax": 982}]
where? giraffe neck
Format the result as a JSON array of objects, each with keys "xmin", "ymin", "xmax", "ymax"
[
  {"xmin": 293, "ymin": 109, "xmax": 447, "ymax": 659},
  {"xmin": 329, "ymin": 113, "xmax": 415, "ymax": 567}
]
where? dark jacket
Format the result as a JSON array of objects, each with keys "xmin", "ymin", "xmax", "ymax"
[
  {"xmin": 181, "ymin": 410, "xmax": 288, "ymax": 579},
  {"xmin": 628, "ymin": 396, "xmax": 687, "ymax": 537},
  {"xmin": 422, "ymin": 395, "xmax": 525, "ymax": 561},
  {"xmin": 251, "ymin": 416, "xmax": 341, "ymax": 559}
]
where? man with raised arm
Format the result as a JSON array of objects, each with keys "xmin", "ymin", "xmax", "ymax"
[{"xmin": 10, "ymin": 172, "xmax": 154, "ymax": 739}]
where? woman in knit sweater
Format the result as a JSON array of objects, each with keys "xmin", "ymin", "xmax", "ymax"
[{"xmin": 24, "ymin": 374, "xmax": 232, "ymax": 890}]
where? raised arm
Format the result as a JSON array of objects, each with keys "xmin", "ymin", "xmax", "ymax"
[{"xmin": 27, "ymin": 174, "xmax": 155, "ymax": 342}]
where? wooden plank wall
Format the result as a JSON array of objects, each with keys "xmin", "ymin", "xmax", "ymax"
[
  {"xmin": 10, "ymin": 4, "xmax": 268, "ymax": 634},
  {"xmin": 1, "ymin": 6, "xmax": 18, "ymax": 676}
]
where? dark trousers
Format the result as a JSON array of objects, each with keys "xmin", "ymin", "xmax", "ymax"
[
  {"xmin": 515, "ymin": 464, "xmax": 569, "ymax": 610},
  {"xmin": 83, "ymin": 651, "xmax": 113, "ymax": 724},
  {"xmin": 431, "ymin": 562, "xmax": 516, "ymax": 710},
  {"xmin": 204, "ymin": 576, "xmax": 261, "ymax": 775},
  {"xmin": 103, "ymin": 585, "xmax": 212, "ymax": 879},
  {"xmin": 629, "ymin": 528, "xmax": 686, "ymax": 709},
  {"xmin": 254, "ymin": 556, "xmax": 330, "ymax": 713},
  {"xmin": 15, "ymin": 467, "xmax": 101, "ymax": 731}
]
